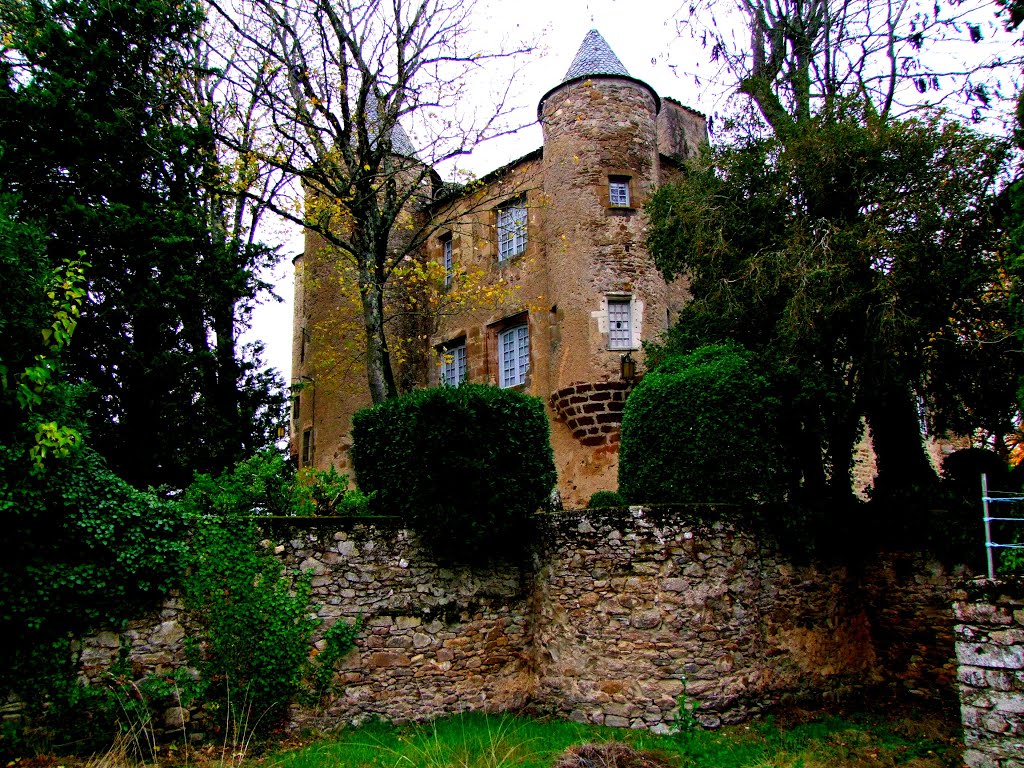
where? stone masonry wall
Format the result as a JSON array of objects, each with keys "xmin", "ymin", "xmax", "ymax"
[
  {"xmin": 75, "ymin": 510, "xmax": 970, "ymax": 736},
  {"xmin": 531, "ymin": 508, "xmax": 966, "ymax": 729},
  {"xmin": 953, "ymin": 578, "xmax": 1024, "ymax": 768}
]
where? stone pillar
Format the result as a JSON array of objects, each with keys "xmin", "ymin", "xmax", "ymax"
[{"xmin": 953, "ymin": 578, "xmax": 1024, "ymax": 768}]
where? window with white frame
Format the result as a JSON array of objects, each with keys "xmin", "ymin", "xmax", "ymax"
[
  {"xmin": 498, "ymin": 324, "xmax": 529, "ymax": 387},
  {"xmin": 608, "ymin": 297, "xmax": 632, "ymax": 349},
  {"xmin": 609, "ymin": 176, "xmax": 631, "ymax": 207},
  {"xmin": 497, "ymin": 199, "xmax": 527, "ymax": 261},
  {"xmin": 442, "ymin": 236, "xmax": 453, "ymax": 288},
  {"xmin": 439, "ymin": 340, "xmax": 467, "ymax": 386}
]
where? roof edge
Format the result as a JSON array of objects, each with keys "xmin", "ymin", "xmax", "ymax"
[{"xmin": 537, "ymin": 73, "xmax": 661, "ymax": 122}]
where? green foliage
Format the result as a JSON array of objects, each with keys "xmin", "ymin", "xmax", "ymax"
[
  {"xmin": 0, "ymin": 190, "xmax": 87, "ymax": 472},
  {"xmin": 0, "ymin": 447, "xmax": 185, "ymax": 740},
  {"xmin": 619, "ymin": 344, "xmax": 791, "ymax": 508},
  {"xmin": 300, "ymin": 465, "xmax": 374, "ymax": 517},
  {"xmin": 351, "ymin": 384, "xmax": 556, "ymax": 562},
  {"xmin": 183, "ymin": 515, "xmax": 317, "ymax": 736},
  {"xmin": 178, "ymin": 453, "xmax": 362, "ymax": 736},
  {"xmin": 587, "ymin": 490, "xmax": 627, "ymax": 509},
  {"xmin": 0, "ymin": 0, "xmax": 285, "ymax": 488},
  {"xmin": 646, "ymin": 110, "xmax": 1014, "ymax": 506},
  {"xmin": 309, "ymin": 618, "xmax": 362, "ymax": 695},
  {"xmin": 182, "ymin": 448, "xmax": 371, "ymax": 518}
]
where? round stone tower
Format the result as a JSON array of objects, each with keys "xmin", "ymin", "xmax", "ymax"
[
  {"xmin": 538, "ymin": 29, "xmax": 668, "ymax": 389},
  {"xmin": 537, "ymin": 30, "xmax": 683, "ymax": 502}
]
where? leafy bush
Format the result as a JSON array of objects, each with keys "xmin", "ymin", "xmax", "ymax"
[
  {"xmin": 619, "ymin": 343, "xmax": 791, "ymax": 507},
  {"xmin": 587, "ymin": 490, "xmax": 626, "ymax": 509},
  {"xmin": 351, "ymin": 384, "xmax": 556, "ymax": 562},
  {"xmin": 179, "ymin": 454, "xmax": 362, "ymax": 736},
  {"xmin": 183, "ymin": 515, "xmax": 318, "ymax": 736},
  {"xmin": 183, "ymin": 448, "xmax": 370, "ymax": 517}
]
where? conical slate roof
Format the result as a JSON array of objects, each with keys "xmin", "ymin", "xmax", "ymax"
[
  {"xmin": 365, "ymin": 98, "xmax": 418, "ymax": 159},
  {"xmin": 561, "ymin": 29, "xmax": 630, "ymax": 82}
]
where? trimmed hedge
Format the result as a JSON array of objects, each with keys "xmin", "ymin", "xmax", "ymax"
[
  {"xmin": 351, "ymin": 384, "xmax": 556, "ymax": 562},
  {"xmin": 618, "ymin": 343, "xmax": 789, "ymax": 506}
]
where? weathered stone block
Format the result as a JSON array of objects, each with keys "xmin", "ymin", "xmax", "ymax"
[
  {"xmin": 957, "ymin": 643, "xmax": 1024, "ymax": 669},
  {"xmin": 964, "ymin": 748, "xmax": 997, "ymax": 768}
]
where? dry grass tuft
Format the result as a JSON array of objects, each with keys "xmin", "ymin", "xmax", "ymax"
[{"xmin": 552, "ymin": 742, "xmax": 676, "ymax": 768}]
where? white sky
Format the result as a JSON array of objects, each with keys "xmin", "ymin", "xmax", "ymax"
[{"xmin": 243, "ymin": 0, "xmax": 1019, "ymax": 384}]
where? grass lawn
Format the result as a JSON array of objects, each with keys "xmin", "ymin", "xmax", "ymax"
[{"xmin": 266, "ymin": 707, "xmax": 963, "ymax": 768}]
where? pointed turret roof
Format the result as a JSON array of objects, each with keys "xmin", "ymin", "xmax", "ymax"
[
  {"xmin": 537, "ymin": 28, "xmax": 659, "ymax": 119},
  {"xmin": 562, "ymin": 29, "xmax": 630, "ymax": 82},
  {"xmin": 363, "ymin": 98, "xmax": 418, "ymax": 159}
]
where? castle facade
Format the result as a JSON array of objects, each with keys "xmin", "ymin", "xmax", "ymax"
[{"xmin": 291, "ymin": 30, "xmax": 708, "ymax": 507}]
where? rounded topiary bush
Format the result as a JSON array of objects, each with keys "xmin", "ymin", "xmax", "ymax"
[
  {"xmin": 618, "ymin": 343, "xmax": 789, "ymax": 506},
  {"xmin": 351, "ymin": 384, "xmax": 556, "ymax": 562}
]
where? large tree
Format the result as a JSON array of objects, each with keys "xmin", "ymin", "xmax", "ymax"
[
  {"xmin": 0, "ymin": 0, "xmax": 285, "ymax": 487},
  {"xmin": 648, "ymin": 111, "xmax": 1014, "ymax": 502},
  {"xmin": 649, "ymin": 0, "xmax": 1020, "ymax": 502},
  {"xmin": 680, "ymin": 0, "xmax": 1021, "ymax": 131},
  {"xmin": 206, "ymin": 0, "xmax": 530, "ymax": 403}
]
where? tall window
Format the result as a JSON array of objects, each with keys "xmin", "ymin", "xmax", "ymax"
[
  {"xmin": 442, "ymin": 236, "xmax": 454, "ymax": 288},
  {"xmin": 609, "ymin": 176, "xmax": 631, "ymax": 207},
  {"xmin": 499, "ymin": 324, "xmax": 529, "ymax": 387},
  {"xmin": 301, "ymin": 428, "xmax": 314, "ymax": 467},
  {"xmin": 497, "ymin": 199, "xmax": 527, "ymax": 261},
  {"xmin": 608, "ymin": 297, "xmax": 632, "ymax": 349},
  {"xmin": 440, "ymin": 340, "xmax": 467, "ymax": 386}
]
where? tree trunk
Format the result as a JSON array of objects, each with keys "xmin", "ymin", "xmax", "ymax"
[{"xmin": 357, "ymin": 256, "xmax": 397, "ymax": 404}]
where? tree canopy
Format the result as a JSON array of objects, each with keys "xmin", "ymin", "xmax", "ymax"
[
  {"xmin": 0, "ymin": 0, "xmax": 285, "ymax": 487},
  {"xmin": 647, "ymin": 106, "xmax": 1016, "ymax": 502}
]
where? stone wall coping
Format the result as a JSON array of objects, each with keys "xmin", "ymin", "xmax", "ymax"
[{"xmin": 953, "ymin": 577, "xmax": 1024, "ymax": 605}]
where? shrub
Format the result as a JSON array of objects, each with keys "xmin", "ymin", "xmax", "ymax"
[
  {"xmin": 178, "ymin": 453, "xmax": 362, "ymax": 736},
  {"xmin": 351, "ymin": 384, "xmax": 556, "ymax": 562},
  {"xmin": 183, "ymin": 516, "xmax": 318, "ymax": 736},
  {"xmin": 618, "ymin": 343, "xmax": 790, "ymax": 506},
  {"xmin": 587, "ymin": 490, "xmax": 626, "ymax": 509},
  {"xmin": 182, "ymin": 448, "xmax": 370, "ymax": 517}
]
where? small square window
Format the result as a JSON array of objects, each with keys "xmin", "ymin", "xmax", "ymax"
[
  {"xmin": 608, "ymin": 298, "xmax": 632, "ymax": 349},
  {"xmin": 439, "ymin": 340, "xmax": 467, "ymax": 386},
  {"xmin": 609, "ymin": 176, "xmax": 631, "ymax": 207},
  {"xmin": 498, "ymin": 324, "xmax": 529, "ymax": 387},
  {"xmin": 497, "ymin": 199, "xmax": 527, "ymax": 261},
  {"xmin": 442, "ymin": 236, "xmax": 454, "ymax": 288}
]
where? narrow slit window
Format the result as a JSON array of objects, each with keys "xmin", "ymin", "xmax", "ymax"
[
  {"xmin": 442, "ymin": 236, "xmax": 454, "ymax": 288},
  {"xmin": 301, "ymin": 428, "xmax": 314, "ymax": 467}
]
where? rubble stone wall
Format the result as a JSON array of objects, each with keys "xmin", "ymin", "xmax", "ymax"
[
  {"xmin": 954, "ymin": 579, "xmax": 1024, "ymax": 768},
  {"xmin": 76, "ymin": 510, "xmax": 969, "ymax": 734}
]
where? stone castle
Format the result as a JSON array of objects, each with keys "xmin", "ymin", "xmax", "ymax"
[{"xmin": 291, "ymin": 30, "xmax": 708, "ymax": 506}]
